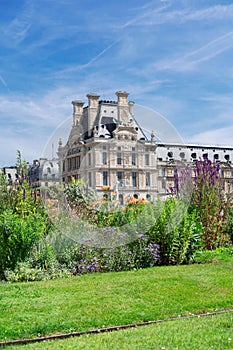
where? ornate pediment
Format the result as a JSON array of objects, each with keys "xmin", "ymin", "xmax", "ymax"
[{"xmin": 113, "ymin": 124, "xmax": 138, "ymax": 136}]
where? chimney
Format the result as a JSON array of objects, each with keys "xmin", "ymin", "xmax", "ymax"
[
  {"xmin": 129, "ymin": 101, "xmax": 134, "ymax": 116},
  {"xmin": 72, "ymin": 100, "xmax": 84, "ymax": 126},
  {"xmin": 87, "ymin": 93, "xmax": 100, "ymax": 136},
  {"xmin": 115, "ymin": 91, "xmax": 130, "ymax": 124}
]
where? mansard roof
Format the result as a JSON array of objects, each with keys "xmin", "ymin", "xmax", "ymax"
[{"xmin": 157, "ymin": 142, "xmax": 233, "ymax": 163}]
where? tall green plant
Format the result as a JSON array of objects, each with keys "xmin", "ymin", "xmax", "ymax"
[
  {"xmin": 0, "ymin": 152, "xmax": 50, "ymax": 279},
  {"xmin": 148, "ymin": 197, "xmax": 198, "ymax": 265},
  {"xmin": 191, "ymin": 159, "xmax": 230, "ymax": 249}
]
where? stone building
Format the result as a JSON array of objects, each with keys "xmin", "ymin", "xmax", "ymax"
[
  {"xmin": 28, "ymin": 158, "xmax": 59, "ymax": 188},
  {"xmin": 1, "ymin": 166, "xmax": 18, "ymax": 186},
  {"xmin": 58, "ymin": 91, "xmax": 233, "ymax": 202},
  {"xmin": 156, "ymin": 143, "xmax": 233, "ymax": 197},
  {"xmin": 58, "ymin": 91, "xmax": 158, "ymax": 204}
]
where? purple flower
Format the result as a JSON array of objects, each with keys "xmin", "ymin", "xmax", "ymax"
[{"xmin": 145, "ymin": 243, "xmax": 160, "ymax": 259}]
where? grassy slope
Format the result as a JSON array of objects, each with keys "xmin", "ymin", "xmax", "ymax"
[
  {"xmin": 7, "ymin": 312, "xmax": 233, "ymax": 350},
  {"xmin": 0, "ymin": 261, "xmax": 232, "ymax": 342}
]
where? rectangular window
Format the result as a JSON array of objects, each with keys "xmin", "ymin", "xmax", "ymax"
[
  {"xmin": 161, "ymin": 167, "xmax": 166, "ymax": 177},
  {"xmin": 117, "ymin": 171, "xmax": 123, "ymax": 186},
  {"xmin": 132, "ymin": 172, "xmax": 137, "ymax": 187},
  {"xmin": 68, "ymin": 159, "xmax": 71, "ymax": 171},
  {"xmin": 117, "ymin": 153, "xmax": 122, "ymax": 165},
  {"xmin": 88, "ymin": 154, "xmax": 91, "ymax": 166},
  {"xmin": 162, "ymin": 178, "xmax": 166, "ymax": 190},
  {"xmin": 132, "ymin": 153, "xmax": 136, "ymax": 165},
  {"xmin": 88, "ymin": 172, "xmax": 92, "ymax": 187},
  {"xmin": 102, "ymin": 152, "xmax": 107, "ymax": 165},
  {"xmin": 146, "ymin": 172, "xmax": 150, "ymax": 187},
  {"xmin": 73, "ymin": 157, "xmax": 76, "ymax": 170},
  {"xmin": 145, "ymin": 154, "xmax": 149, "ymax": 166},
  {"xmin": 103, "ymin": 171, "xmax": 108, "ymax": 186}
]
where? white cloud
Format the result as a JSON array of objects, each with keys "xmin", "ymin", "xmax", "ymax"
[
  {"xmin": 188, "ymin": 125, "xmax": 233, "ymax": 147},
  {"xmin": 185, "ymin": 5, "xmax": 233, "ymax": 21},
  {"xmin": 0, "ymin": 74, "xmax": 9, "ymax": 91},
  {"xmin": 3, "ymin": 0, "xmax": 34, "ymax": 46},
  {"xmin": 125, "ymin": 4, "xmax": 233, "ymax": 27},
  {"xmin": 0, "ymin": 87, "xmax": 74, "ymax": 166},
  {"xmin": 155, "ymin": 30, "xmax": 233, "ymax": 72}
]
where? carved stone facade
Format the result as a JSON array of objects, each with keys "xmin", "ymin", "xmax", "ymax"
[
  {"xmin": 156, "ymin": 143, "xmax": 233, "ymax": 197},
  {"xmin": 28, "ymin": 158, "xmax": 60, "ymax": 188},
  {"xmin": 58, "ymin": 91, "xmax": 233, "ymax": 202},
  {"xmin": 58, "ymin": 91, "xmax": 157, "ymax": 203}
]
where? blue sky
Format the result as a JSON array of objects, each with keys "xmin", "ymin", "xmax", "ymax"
[{"xmin": 1, "ymin": 0, "xmax": 233, "ymax": 166}]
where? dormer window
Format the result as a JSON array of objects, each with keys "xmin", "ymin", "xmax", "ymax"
[
  {"xmin": 191, "ymin": 153, "xmax": 197, "ymax": 159},
  {"xmin": 180, "ymin": 152, "xmax": 185, "ymax": 159},
  {"xmin": 167, "ymin": 151, "xmax": 173, "ymax": 158},
  {"xmin": 203, "ymin": 153, "xmax": 208, "ymax": 160}
]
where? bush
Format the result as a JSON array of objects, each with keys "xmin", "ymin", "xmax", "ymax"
[
  {"xmin": 29, "ymin": 228, "xmax": 160, "ymax": 275},
  {"xmin": 193, "ymin": 247, "xmax": 233, "ymax": 264},
  {"xmin": 0, "ymin": 209, "xmax": 48, "ymax": 279},
  {"xmin": 190, "ymin": 159, "xmax": 230, "ymax": 249},
  {"xmin": 4, "ymin": 262, "xmax": 71, "ymax": 282},
  {"xmin": 148, "ymin": 197, "xmax": 200, "ymax": 265},
  {"xmin": 0, "ymin": 152, "xmax": 50, "ymax": 280}
]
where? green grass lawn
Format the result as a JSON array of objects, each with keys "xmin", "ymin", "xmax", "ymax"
[
  {"xmin": 6, "ymin": 312, "xmax": 233, "ymax": 350},
  {"xmin": 0, "ymin": 260, "xmax": 232, "ymax": 344}
]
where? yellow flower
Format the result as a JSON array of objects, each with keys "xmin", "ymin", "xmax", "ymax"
[{"xmin": 102, "ymin": 185, "xmax": 110, "ymax": 191}]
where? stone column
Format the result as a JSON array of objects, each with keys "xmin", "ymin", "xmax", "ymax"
[
  {"xmin": 87, "ymin": 93, "xmax": 100, "ymax": 136},
  {"xmin": 72, "ymin": 100, "xmax": 84, "ymax": 126},
  {"xmin": 116, "ymin": 91, "xmax": 130, "ymax": 125}
]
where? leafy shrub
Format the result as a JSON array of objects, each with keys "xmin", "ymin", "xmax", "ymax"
[
  {"xmin": 0, "ymin": 151, "xmax": 50, "ymax": 280},
  {"xmin": 148, "ymin": 197, "xmax": 200, "ymax": 265},
  {"xmin": 4, "ymin": 262, "xmax": 71, "ymax": 282},
  {"xmin": 0, "ymin": 209, "xmax": 47, "ymax": 278},
  {"xmin": 223, "ymin": 207, "xmax": 233, "ymax": 243},
  {"xmin": 190, "ymin": 159, "xmax": 230, "ymax": 249},
  {"xmin": 30, "ymin": 228, "xmax": 160, "ymax": 275},
  {"xmin": 193, "ymin": 247, "xmax": 233, "ymax": 264},
  {"xmin": 31, "ymin": 242, "xmax": 58, "ymax": 271},
  {"xmin": 173, "ymin": 158, "xmax": 232, "ymax": 250}
]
